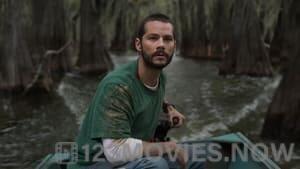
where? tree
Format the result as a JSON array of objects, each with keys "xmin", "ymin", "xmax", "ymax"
[
  {"xmin": 0, "ymin": 0, "xmax": 34, "ymax": 90},
  {"xmin": 209, "ymin": 0, "xmax": 232, "ymax": 59},
  {"xmin": 261, "ymin": 0, "xmax": 300, "ymax": 141},
  {"xmin": 179, "ymin": 0, "xmax": 208, "ymax": 58},
  {"xmin": 269, "ymin": 0, "xmax": 293, "ymax": 66},
  {"xmin": 77, "ymin": 0, "xmax": 113, "ymax": 74},
  {"xmin": 110, "ymin": 1, "xmax": 133, "ymax": 52},
  {"xmin": 219, "ymin": 0, "xmax": 273, "ymax": 76},
  {"xmin": 31, "ymin": 0, "xmax": 71, "ymax": 72}
]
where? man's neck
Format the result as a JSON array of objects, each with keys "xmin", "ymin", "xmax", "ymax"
[{"xmin": 138, "ymin": 58, "xmax": 161, "ymax": 87}]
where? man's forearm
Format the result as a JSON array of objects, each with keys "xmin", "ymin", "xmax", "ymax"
[
  {"xmin": 103, "ymin": 138, "xmax": 143, "ymax": 165},
  {"xmin": 103, "ymin": 138, "xmax": 177, "ymax": 164}
]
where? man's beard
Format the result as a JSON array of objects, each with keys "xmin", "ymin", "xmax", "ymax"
[{"xmin": 141, "ymin": 48, "xmax": 174, "ymax": 70}]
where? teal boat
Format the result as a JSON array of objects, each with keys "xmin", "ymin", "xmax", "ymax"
[{"xmin": 35, "ymin": 132, "xmax": 281, "ymax": 169}]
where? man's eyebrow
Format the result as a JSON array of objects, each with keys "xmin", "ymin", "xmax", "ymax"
[
  {"xmin": 145, "ymin": 33, "xmax": 159, "ymax": 36},
  {"xmin": 145, "ymin": 33, "xmax": 174, "ymax": 37}
]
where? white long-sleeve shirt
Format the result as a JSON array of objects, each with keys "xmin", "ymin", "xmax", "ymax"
[{"xmin": 102, "ymin": 138, "xmax": 143, "ymax": 166}]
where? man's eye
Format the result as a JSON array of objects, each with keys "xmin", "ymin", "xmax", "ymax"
[
  {"xmin": 148, "ymin": 37, "xmax": 158, "ymax": 40},
  {"xmin": 164, "ymin": 38, "xmax": 174, "ymax": 41}
]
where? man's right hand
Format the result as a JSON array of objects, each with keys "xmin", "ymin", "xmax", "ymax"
[
  {"xmin": 163, "ymin": 141, "xmax": 188, "ymax": 169},
  {"xmin": 143, "ymin": 141, "xmax": 189, "ymax": 169},
  {"xmin": 176, "ymin": 146, "xmax": 188, "ymax": 169}
]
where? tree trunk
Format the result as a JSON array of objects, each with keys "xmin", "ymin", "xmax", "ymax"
[
  {"xmin": 31, "ymin": 0, "xmax": 71, "ymax": 72},
  {"xmin": 0, "ymin": 0, "xmax": 34, "ymax": 91},
  {"xmin": 110, "ymin": 1, "xmax": 132, "ymax": 52},
  {"xmin": 219, "ymin": 0, "xmax": 273, "ymax": 76},
  {"xmin": 210, "ymin": 0, "xmax": 232, "ymax": 59},
  {"xmin": 261, "ymin": 0, "xmax": 300, "ymax": 141},
  {"xmin": 77, "ymin": 0, "xmax": 113, "ymax": 74},
  {"xmin": 269, "ymin": 0, "xmax": 293, "ymax": 67},
  {"xmin": 179, "ymin": 0, "xmax": 208, "ymax": 58}
]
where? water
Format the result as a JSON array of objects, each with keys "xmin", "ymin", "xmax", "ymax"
[
  {"xmin": 0, "ymin": 53, "xmax": 299, "ymax": 168},
  {"xmin": 164, "ymin": 57, "xmax": 278, "ymax": 140},
  {"xmin": 0, "ymin": 92, "xmax": 78, "ymax": 169}
]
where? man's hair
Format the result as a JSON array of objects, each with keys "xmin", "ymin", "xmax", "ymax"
[{"xmin": 136, "ymin": 13, "xmax": 176, "ymax": 40}]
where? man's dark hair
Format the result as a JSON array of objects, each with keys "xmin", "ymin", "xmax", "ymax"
[{"xmin": 136, "ymin": 13, "xmax": 176, "ymax": 40}]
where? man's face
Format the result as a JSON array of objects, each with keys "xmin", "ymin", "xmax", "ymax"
[{"xmin": 135, "ymin": 21, "xmax": 176, "ymax": 69}]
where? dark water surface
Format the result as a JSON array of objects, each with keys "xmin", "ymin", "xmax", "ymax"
[{"xmin": 0, "ymin": 54, "xmax": 299, "ymax": 169}]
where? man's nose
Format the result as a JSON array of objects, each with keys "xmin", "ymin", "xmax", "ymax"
[{"xmin": 157, "ymin": 37, "xmax": 165, "ymax": 49}]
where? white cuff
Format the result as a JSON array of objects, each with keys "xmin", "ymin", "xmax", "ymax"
[{"xmin": 102, "ymin": 138, "xmax": 143, "ymax": 165}]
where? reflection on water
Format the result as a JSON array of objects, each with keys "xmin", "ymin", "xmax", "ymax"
[
  {"xmin": 0, "ymin": 53, "xmax": 299, "ymax": 169},
  {"xmin": 57, "ymin": 75, "xmax": 102, "ymax": 125},
  {"xmin": 0, "ymin": 92, "xmax": 77, "ymax": 169},
  {"xmin": 163, "ymin": 58, "xmax": 282, "ymax": 141}
]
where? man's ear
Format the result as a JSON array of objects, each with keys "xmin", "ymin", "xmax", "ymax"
[
  {"xmin": 135, "ymin": 38, "xmax": 142, "ymax": 52},
  {"xmin": 174, "ymin": 40, "xmax": 177, "ymax": 49}
]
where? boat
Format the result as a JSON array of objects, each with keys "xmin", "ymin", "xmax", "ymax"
[{"xmin": 35, "ymin": 132, "xmax": 281, "ymax": 169}]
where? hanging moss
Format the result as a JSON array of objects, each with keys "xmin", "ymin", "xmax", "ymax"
[
  {"xmin": 0, "ymin": 0, "xmax": 34, "ymax": 90},
  {"xmin": 106, "ymin": 0, "xmax": 181, "ymax": 52},
  {"xmin": 92, "ymin": 0, "xmax": 282, "ymax": 64},
  {"xmin": 257, "ymin": 0, "xmax": 282, "ymax": 43}
]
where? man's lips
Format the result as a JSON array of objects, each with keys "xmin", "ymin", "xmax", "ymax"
[
  {"xmin": 153, "ymin": 55, "xmax": 168, "ymax": 61},
  {"xmin": 152, "ymin": 51, "xmax": 168, "ymax": 58}
]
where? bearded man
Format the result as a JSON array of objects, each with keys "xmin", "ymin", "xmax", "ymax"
[{"xmin": 69, "ymin": 13, "xmax": 205, "ymax": 169}]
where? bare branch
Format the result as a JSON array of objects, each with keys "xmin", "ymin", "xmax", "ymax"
[{"xmin": 23, "ymin": 40, "xmax": 73, "ymax": 94}]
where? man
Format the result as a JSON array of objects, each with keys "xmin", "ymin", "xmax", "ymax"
[{"xmin": 68, "ymin": 13, "xmax": 205, "ymax": 169}]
